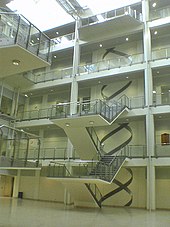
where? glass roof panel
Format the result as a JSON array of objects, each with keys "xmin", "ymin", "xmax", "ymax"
[
  {"xmin": 7, "ymin": 0, "xmax": 141, "ymax": 31},
  {"xmin": 7, "ymin": 0, "xmax": 74, "ymax": 31}
]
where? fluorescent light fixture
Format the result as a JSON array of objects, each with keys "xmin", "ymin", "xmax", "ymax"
[{"xmin": 7, "ymin": 0, "xmax": 74, "ymax": 31}]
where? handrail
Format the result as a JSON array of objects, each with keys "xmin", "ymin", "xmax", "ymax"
[
  {"xmin": 86, "ymin": 127, "xmax": 103, "ymax": 158},
  {"xmin": 0, "ymin": 124, "xmax": 40, "ymax": 138},
  {"xmin": 49, "ymin": 161, "xmax": 72, "ymax": 176}
]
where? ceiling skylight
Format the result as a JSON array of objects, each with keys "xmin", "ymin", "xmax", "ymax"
[
  {"xmin": 7, "ymin": 0, "xmax": 74, "ymax": 31},
  {"xmin": 6, "ymin": 0, "xmax": 141, "ymax": 31},
  {"xmin": 77, "ymin": 0, "xmax": 140, "ymax": 14}
]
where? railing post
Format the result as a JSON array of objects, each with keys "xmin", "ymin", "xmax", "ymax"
[{"xmin": 24, "ymin": 137, "xmax": 29, "ymax": 167}]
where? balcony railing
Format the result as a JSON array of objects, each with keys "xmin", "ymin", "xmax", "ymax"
[
  {"xmin": 0, "ymin": 11, "xmax": 52, "ymax": 63},
  {"xmin": 150, "ymin": 6, "xmax": 170, "ymax": 21},
  {"xmin": 81, "ymin": 6, "xmax": 142, "ymax": 27},
  {"xmin": 50, "ymin": 97, "xmax": 129, "ymax": 122},
  {"xmin": 17, "ymin": 108, "xmax": 51, "ymax": 121},
  {"xmin": 152, "ymin": 47, "xmax": 170, "ymax": 61},
  {"xmin": 0, "ymin": 124, "xmax": 40, "ymax": 167},
  {"xmin": 17, "ymin": 96, "xmax": 146, "ymax": 122},
  {"xmin": 129, "ymin": 96, "xmax": 145, "ymax": 109},
  {"xmin": 24, "ymin": 52, "xmax": 144, "ymax": 83},
  {"xmin": 155, "ymin": 144, "xmax": 170, "ymax": 157},
  {"xmin": 153, "ymin": 92, "xmax": 170, "ymax": 106}
]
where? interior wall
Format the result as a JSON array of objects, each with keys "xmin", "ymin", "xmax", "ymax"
[
  {"xmin": 95, "ymin": 120, "xmax": 146, "ymax": 155},
  {"xmin": 156, "ymin": 167, "xmax": 170, "ymax": 209},
  {"xmin": 91, "ymin": 77, "xmax": 144, "ymax": 102},
  {"xmin": 18, "ymin": 167, "xmax": 146, "ymax": 209},
  {"xmin": 92, "ymin": 40, "xmax": 143, "ymax": 63},
  {"xmin": 19, "ymin": 176, "xmax": 65, "ymax": 203}
]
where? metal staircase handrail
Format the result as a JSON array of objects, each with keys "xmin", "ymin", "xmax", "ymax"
[
  {"xmin": 85, "ymin": 183, "xmax": 102, "ymax": 208},
  {"xmin": 109, "ymin": 148, "xmax": 126, "ymax": 166},
  {"xmin": 86, "ymin": 127, "xmax": 104, "ymax": 159}
]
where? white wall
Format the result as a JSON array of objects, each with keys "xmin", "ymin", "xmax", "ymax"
[
  {"xmin": 156, "ymin": 167, "xmax": 170, "ymax": 209},
  {"xmin": 19, "ymin": 176, "xmax": 65, "ymax": 203}
]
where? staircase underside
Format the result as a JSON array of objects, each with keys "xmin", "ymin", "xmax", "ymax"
[{"xmin": 52, "ymin": 108, "xmax": 128, "ymax": 128}]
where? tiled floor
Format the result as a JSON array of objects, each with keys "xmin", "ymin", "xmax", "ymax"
[{"xmin": 0, "ymin": 198, "xmax": 170, "ymax": 227}]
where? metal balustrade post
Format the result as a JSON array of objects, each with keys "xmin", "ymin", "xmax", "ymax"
[
  {"xmin": 24, "ymin": 138, "xmax": 29, "ymax": 167},
  {"xmin": 15, "ymin": 16, "xmax": 21, "ymax": 44}
]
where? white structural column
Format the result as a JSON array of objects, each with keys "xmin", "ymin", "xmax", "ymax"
[
  {"xmin": 39, "ymin": 129, "xmax": 45, "ymax": 161},
  {"xmin": 11, "ymin": 88, "xmax": 20, "ymax": 117},
  {"xmin": 70, "ymin": 17, "xmax": 80, "ymax": 115},
  {"xmin": 33, "ymin": 170, "xmax": 41, "ymax": 199},
  {"xmin": 64, "ymin": 17, "xmax": 81, "ymax": 206},
  {"xmin": 12, "ymin": 169, "xmax": 21, "ymax": 198},
  {"xmin": 142, "ymin": 0, "xmax": 155, "ymax": 210},
  {"xmin": 0, "ymin": 80, "xmax": 4, "ymax": 111}
]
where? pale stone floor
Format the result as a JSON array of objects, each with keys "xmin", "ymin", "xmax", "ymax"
[{"xmin": 0, "ymin": 198, "xmax": 170, "ymax": 227}]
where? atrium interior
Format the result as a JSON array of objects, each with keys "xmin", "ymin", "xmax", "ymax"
[{"xmin": 0, "ymin": 0, "xmax": 170, "ymax": 217}]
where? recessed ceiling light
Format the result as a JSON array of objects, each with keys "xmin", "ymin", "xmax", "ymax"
[
  {"xmin": 54, "ymin": 55, "xmax": 57, "ymax": 58},
  {"xmin": 154, "ymin": 31, "xmax": 158, "ymax": 35},
  {"xmin": 89, "ymin": 121, "xmax": 94, "ymax": 125},
  {"xmin": 99, "ymin": 44, "xmax": 103, "ymax": 47},
  {"xmin": 24, "ymin": 94, "xmax": 28, "ymax": 97},
  {"xmin": 12, "ymin": 60, "xmax": 20, "ymax": 66},
  {"xmin": 126, "ymin": 37, "xmax": 129, "ymax": 41},
  {"xmin": 126, "ymin": 76, "xmax": 129, "ymax": 79},
  {"xmin": 152, "ymin": 90, "xmax": 156, "ymax": 94},
  {"xmin": 56, "ymin": 31, "xmax": 59, "ymax": 35},
  {"xmin": 65, "ymin": 123, "xmax": 70, "ymax": 127},
  {"xmin": 152, "ymin": 2, "xmax": 157, "ymax": 8}
]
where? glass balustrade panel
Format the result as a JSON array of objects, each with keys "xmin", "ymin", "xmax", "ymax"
[
  {"xmin": 16, "ymin": 16, "xmax": 30, "ymax": 48},
  {"xmin": 38, "ymin": 33, "xmax": 50, "ymax": 62},
  {"xmin": 27, "ymin": 25, "xmax": 40, "ymax": 55}
]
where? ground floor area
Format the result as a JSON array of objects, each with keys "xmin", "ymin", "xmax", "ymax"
[{"xmin": 0, "ymin": 198, "xmax": 170, "ymax": 227}]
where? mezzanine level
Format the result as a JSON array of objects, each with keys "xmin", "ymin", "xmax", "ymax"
[
  {"xmin": 23, "ymin": 45, "xmax": 170, "ymax": 88},
  {"xmin": 0, "ymin": 10, "xmax": 52, "ymax": 77}
]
